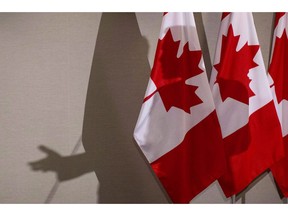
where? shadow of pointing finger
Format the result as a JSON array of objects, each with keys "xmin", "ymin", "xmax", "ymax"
[
  {"xmin": 29, "ymin": 145, "xmax": 95, "ymax": 182},
  {"xmin": 29, "ymin": 145, "xmax": 62, "ymax": 172}
]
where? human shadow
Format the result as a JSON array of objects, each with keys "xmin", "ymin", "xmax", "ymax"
[
  {"xmin": 29, "ymin": 12, "xmax": 170, "ymax": 203},
  {"xmin": 29, "ymin": 144, "xmax": 94, "ymax": 182}
]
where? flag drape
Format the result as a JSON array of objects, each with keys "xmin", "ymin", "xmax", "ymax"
[
  {"xmin": 269, "ymin": 12, "xmax": 288, "ymax": 198},
  {"xmin": 134, "ymin": 12, "xmax": 225, "ymax": 203},
  {"xmin": 210, "ymin": 12, "xmax": 285, "ymax": 197}
]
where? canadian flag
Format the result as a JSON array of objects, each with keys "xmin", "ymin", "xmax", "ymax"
[
  {"xmin": 133, "ymin": 12, "xmax": 225, "ymax": 203},
  {"xmin": 269, "ymin": 13, "xmax": 288, "ymax": 197},
  {"xmin": 210, "ymin": 12, "xmax": 285, "ymax": 197}
]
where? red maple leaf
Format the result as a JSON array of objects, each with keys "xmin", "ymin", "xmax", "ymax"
[
  {"xmin": 269, "ymin": 30, "xmax": 288, "ymax": 103},
  {"xmin": 145, "ymin": 29, "xmax": 203, "ymax": 113},
  {"xmin": 214, "ymin": 25, "xmax": 259, "ymax": 104}
]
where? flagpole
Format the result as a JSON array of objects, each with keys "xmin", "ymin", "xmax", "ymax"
[
  {"xmin": 232, "ymin": 193, "xmax": 246, "ymax": 204},
  {"xmin": 236, "ymin": 192, "xmax": 246, "ymax": 204},
  {"xmin": 241, "ymin": 193, "xmax": 246, "ymax": 204},
  {"xmin": 231, "ymin": 195, "xmax": 236, "ymax": 204}
]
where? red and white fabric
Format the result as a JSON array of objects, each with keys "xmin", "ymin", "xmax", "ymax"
[
  {"xmin": 210, "ymin": 12, "xmax": 284, "ymax": 198},
  {"xmin": 269, "ymin": 12, "xmax": 288, "ymax": 197},
  {"xmin": 134, "ymin": 12, "xmax": 225, "ymax": 203}
]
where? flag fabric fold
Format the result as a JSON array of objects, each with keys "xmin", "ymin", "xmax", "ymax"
[
  {"xmin": 269, "ymin": 12, "xmax": 288, "ymax": 197},
  {"xmin": 134, "ymin": 12, "xmax": 225, "ymax": 203},
  {"xmin": 210, "ymin": 12, "xmax": 285, "ymax": 198}
]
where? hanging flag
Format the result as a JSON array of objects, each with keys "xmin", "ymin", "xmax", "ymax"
[
  {"xmin": 269, "ymin": 12, "xmax": 288, "ymax": 197},
  {"xmin": 133, "ymin": 12, "xmax": 225, "ymax": 203},
  {"xmin": 210, "ymin": 12, "xmax": 285, "ymax": 198}
]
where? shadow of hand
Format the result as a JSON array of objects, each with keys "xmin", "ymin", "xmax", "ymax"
[
  {"xmin": 29, "ymin": 145, "xmax": 67, "ymax": 181},
  {"xmin": 29, "ymin": 145, "xmax": 94, "ymax": 182}
]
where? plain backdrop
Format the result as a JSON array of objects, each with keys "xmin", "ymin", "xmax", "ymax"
[{"xmin": 0, "ymin": 12, "xmax": 282, "ymax": 203}]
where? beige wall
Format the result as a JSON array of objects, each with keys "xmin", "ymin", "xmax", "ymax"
[{"xmin": 0, "ymin": 12, "xmax": 283, "ymax": 203}]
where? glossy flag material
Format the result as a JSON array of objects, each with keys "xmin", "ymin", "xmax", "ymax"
[
  {"xmin": 269, "ymin": 12, "xmax": 288, "ymax": 197},
  {"xmin": 134, "ymin": 12, "xmax": 225, "ymax": 203},
  {"xmin": 210, "ymin": 12, "xmax": 285, "ymax": 198}
]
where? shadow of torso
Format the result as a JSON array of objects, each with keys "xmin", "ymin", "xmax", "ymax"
[{"xmin": 82, "ymin": 13, "xmax": 169, "ymax": 203}]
